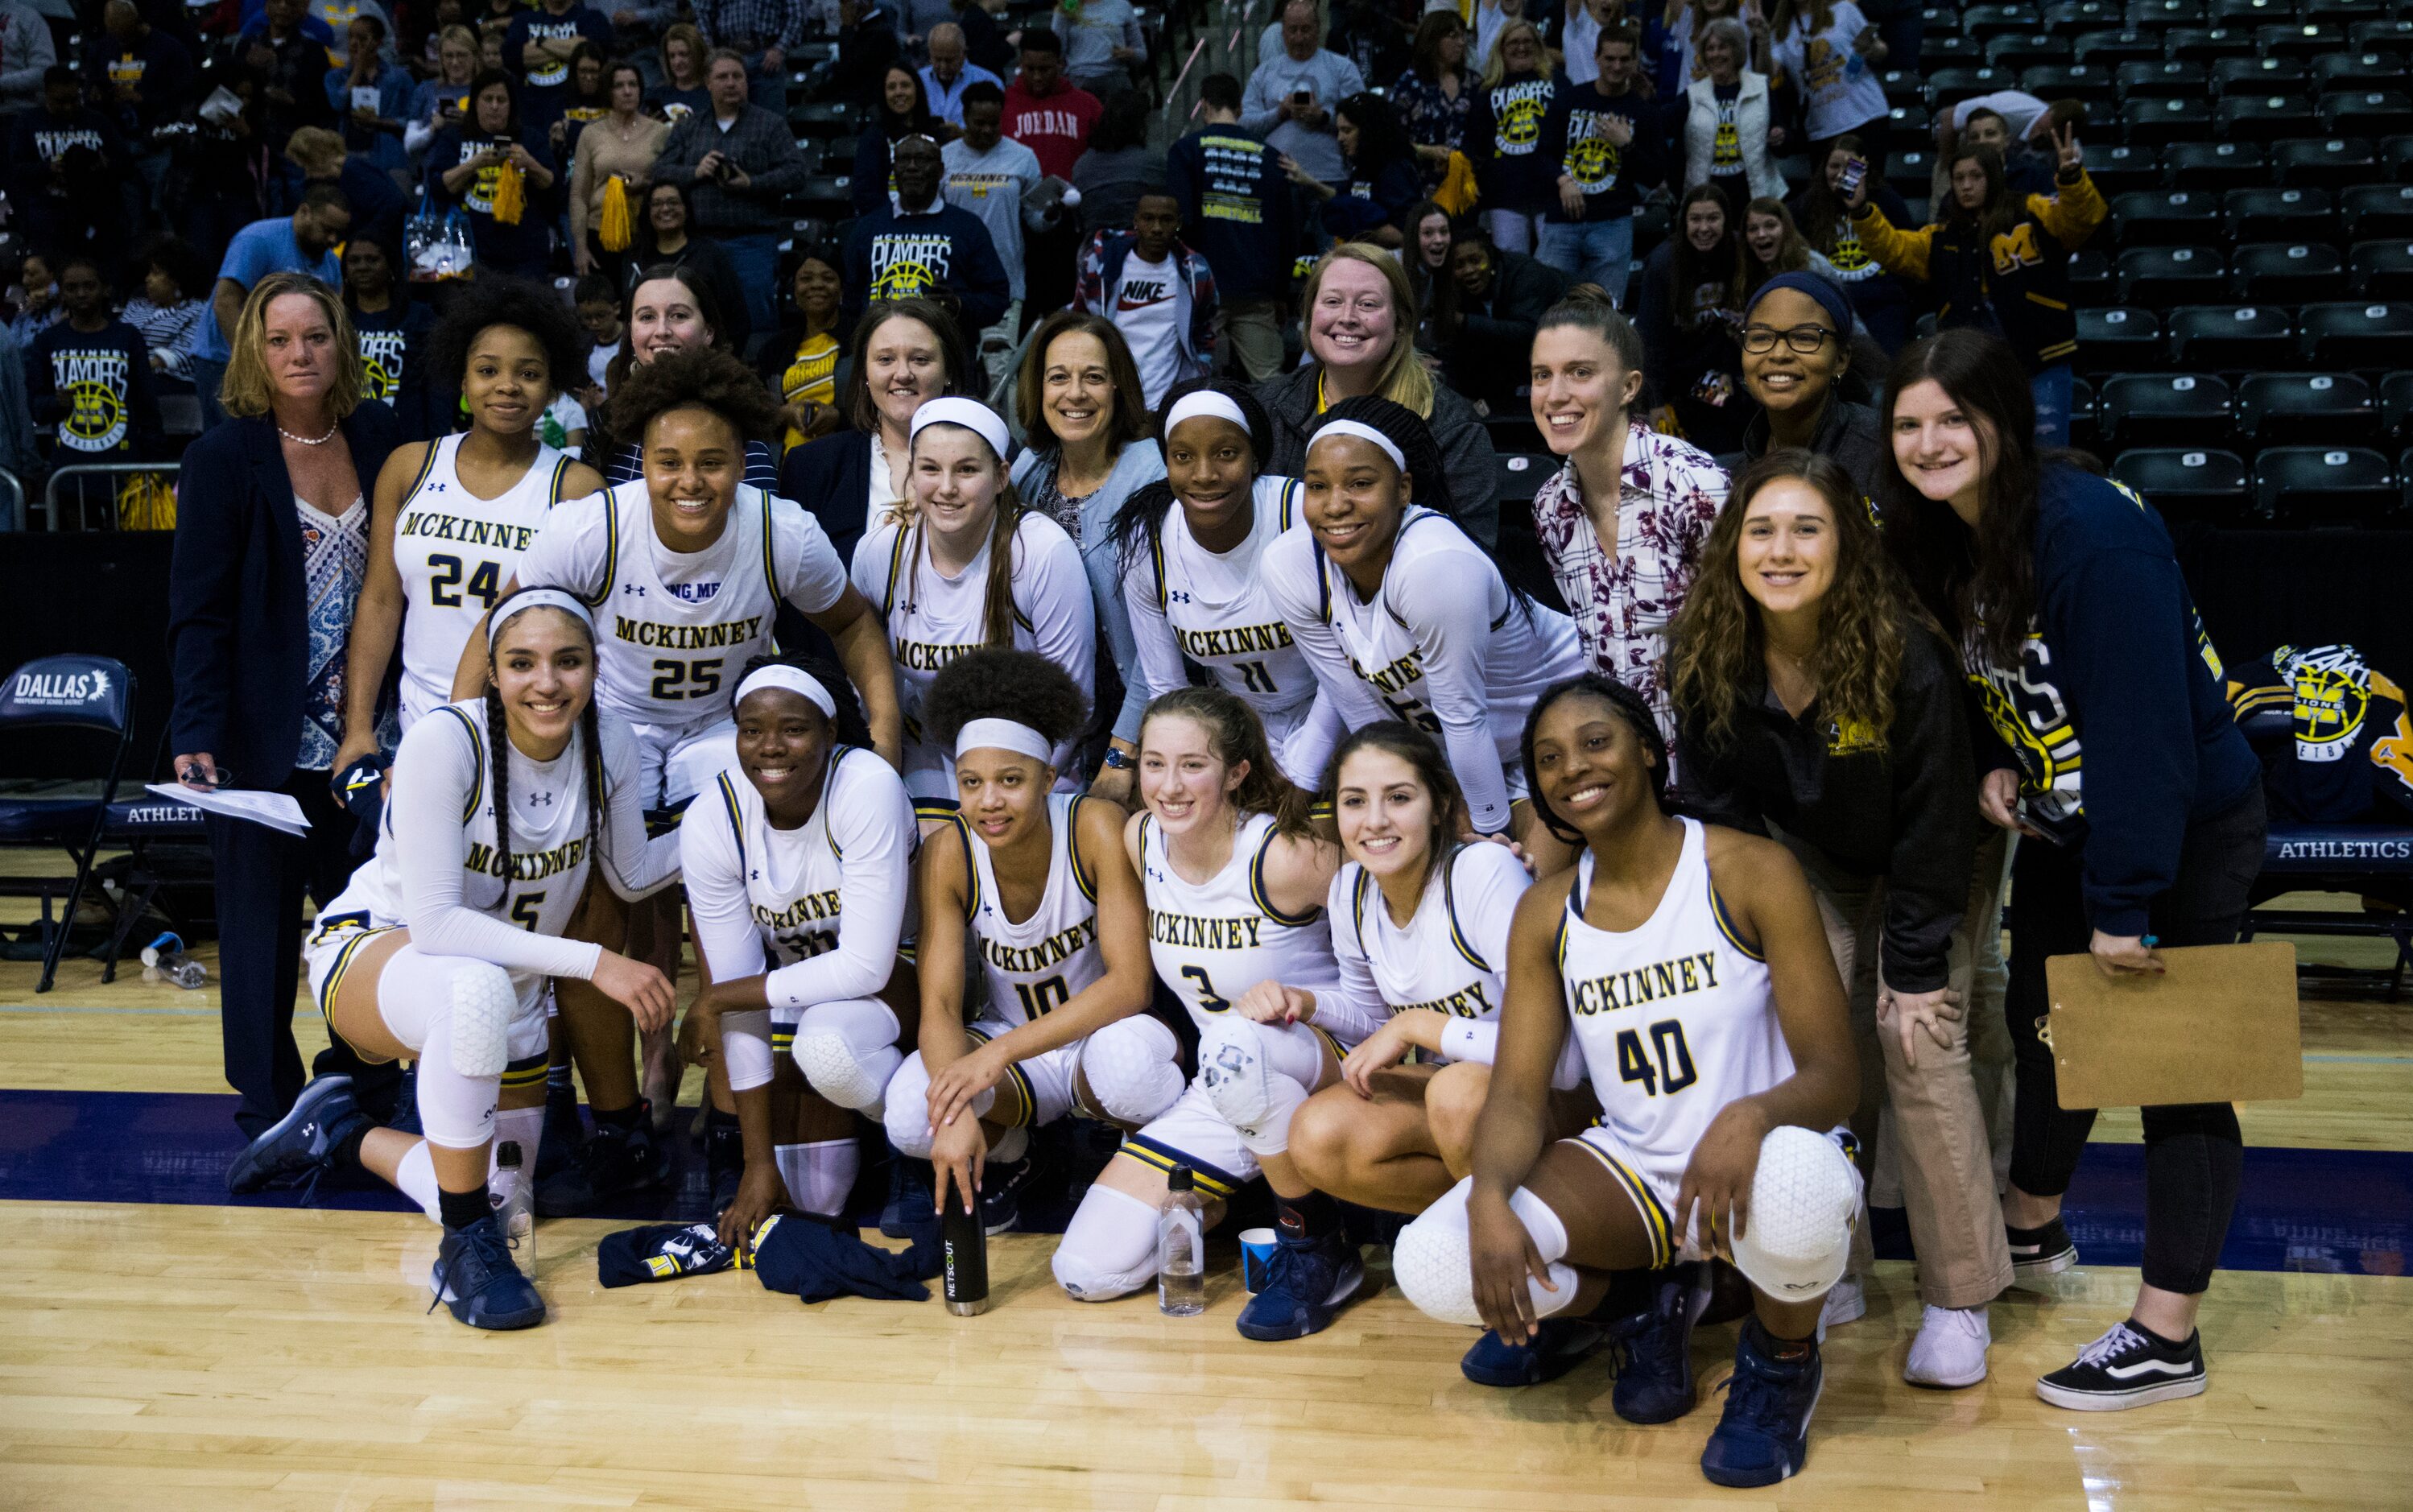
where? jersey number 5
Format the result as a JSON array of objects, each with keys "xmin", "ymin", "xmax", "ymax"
[
  {"xmin": 429, "ymin": 555, "xmax": 503, "ymax": 609},
  {"xmin": 1180, "ymin": 965, "xmax": 1230, "ymax": 1013},
  {"xmin": 510, "ymin": 892, "xmax": 547, "ymax": 931},
  {"xmin": 1615, "ymin": 1018, "xmax": 1698, "ymax": 1097},
  {"xmin": 650, "ymin": 658, "xmax": 726, "ymax": 700}
]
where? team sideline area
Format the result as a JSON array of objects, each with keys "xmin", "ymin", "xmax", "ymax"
[{"xmin": 3, "ymin": 851, "xmax": 2406, "ymax": 1510}]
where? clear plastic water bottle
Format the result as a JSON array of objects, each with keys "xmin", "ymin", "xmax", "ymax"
[
  {"xmin": 1159, "ymin": 1165, "xmax": 1205, "ymax": 1316},
  {"xmin": 139, "ymin": 932, "xmax": 206, "ymax": 990},
  {"xmin": 491, "ymin": 1140, "xmax": 534, "ymax": 1258}
]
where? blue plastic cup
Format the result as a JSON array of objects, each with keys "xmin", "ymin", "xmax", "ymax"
[{"xmin": 1238, "ymin": 1227, "xmax": 1278, "ymax": 1293}]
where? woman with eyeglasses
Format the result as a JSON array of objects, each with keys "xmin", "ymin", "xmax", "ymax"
[{"xmin": 1734, "ymin": 273, "xmax": 1885, "ymax": 498}]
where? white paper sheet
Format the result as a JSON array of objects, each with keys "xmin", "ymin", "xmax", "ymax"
[{"xmin": 143, "ymin": 783, "xmax": 312, "ymax": 837}]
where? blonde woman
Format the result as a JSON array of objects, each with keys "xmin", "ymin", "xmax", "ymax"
[
  {"xmin": 1254, "ymin": 242, "xmax": 1499, "ymax": 550},
  {"xmin": 1469, "ymin": 19, "xmax": 1562, "ymax": 254}
]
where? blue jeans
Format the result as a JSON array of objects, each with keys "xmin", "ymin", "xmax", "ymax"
[
  {"xmin": 193, "ymin": 356, "xmax": 230, "ymax": 433},
  {"xmin": 1536, "ymin": 215, "xmax": 1635, "ymax": 306},
  {"xmin": 2030, "ymin": 363, "xmax": 2072, "ymax": 448},
  {"xmin": 740, "ymin": 52, "xmax": 789, "ymax": 114},
  {"xmin": 717, "ymin": 231, "xmax": 783, "ymax": 338}
]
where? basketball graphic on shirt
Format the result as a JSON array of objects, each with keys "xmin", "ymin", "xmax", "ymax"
[
  {"xmin": 1496, "ymin": 81, "xmax": 1551, "ymax": 154},
  {"xmin": 54, "ymin": 348, "xmax": 130, "ymax": 452},
  {"xmin": 1566, "ymin": 127, "xmax": 1621, "ymax": 192},
  {"xmin": 359, "ymin": 331, "xmax": 407, "ymax": 403}
]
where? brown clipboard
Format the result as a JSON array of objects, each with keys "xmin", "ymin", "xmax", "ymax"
[{"xmin": 2044, "ymin": 941, "xmax": 2303, "ymax": 1110}]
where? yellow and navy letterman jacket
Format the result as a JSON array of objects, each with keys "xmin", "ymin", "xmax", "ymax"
[{"xmin": 1849, "ymin": 168, "xmax": 2106, "ymax": 374}]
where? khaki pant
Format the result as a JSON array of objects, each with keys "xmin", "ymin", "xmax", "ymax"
[
  {"xmin": 1217, "ymin": 297, "xmax": 1287, "ymax": 384},
  {"xmin": 1780, "ymin": 826, "xmax": 2017, "ymax": 1310}
]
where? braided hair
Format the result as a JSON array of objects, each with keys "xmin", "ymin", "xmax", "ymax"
[
  {"xmin": 482, "ymin": 591, "xmax": 605, "ymax": 899},
  {"xmin": 1311, "ymin": 394, "xmax": 1459, "ymax": 523},
  {"xmin": 1518, "ymin": 674, "xmax": 1670, "ymax": 844}
]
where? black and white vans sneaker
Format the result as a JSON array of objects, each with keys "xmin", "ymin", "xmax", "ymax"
[
  {"xmin": 2006, "ymin": 1216, "xmax": 2078, "ymax": 1278},
  {"xmin": 2035, "ymin": 1320, "xmax": 2207, "ymax": 1411}
]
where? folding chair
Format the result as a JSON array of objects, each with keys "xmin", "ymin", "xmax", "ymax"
[{"xmin": 0, "ymin": 655, "xmax": 137, "ymax": 993}]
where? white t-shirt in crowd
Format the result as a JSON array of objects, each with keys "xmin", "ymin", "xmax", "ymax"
[{"xmin": 1110, "ymin": 250, "xmax": 1183, "ymax": 411}]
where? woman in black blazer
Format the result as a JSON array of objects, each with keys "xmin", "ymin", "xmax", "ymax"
[
  {"xmin": 168, "ymin": 271, "xmax": 407, "ymax": 1154},
  {"xmin": 779, "ymin": 298, "xmax": 975, "ymax": 571}
]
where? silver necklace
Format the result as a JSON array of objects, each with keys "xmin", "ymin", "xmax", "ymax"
[{"xmin": 278, "ymin": 419, "xmax": 339, "ymax": 445}]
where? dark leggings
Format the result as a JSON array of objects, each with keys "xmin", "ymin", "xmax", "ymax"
[{"xmin": 2002, "ymin": 786, "xmax": 2266, "ymax": 1295}]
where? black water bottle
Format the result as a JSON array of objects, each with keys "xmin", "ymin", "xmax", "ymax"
[{"xmin": 942, "ymin": 1178, "xmax": 989, "ymax": 1316}]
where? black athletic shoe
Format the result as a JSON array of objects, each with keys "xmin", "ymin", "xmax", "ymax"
[
  {"xmin": 2035, "ymin": 1321, "xmax": 2208, "ymax": 1411},
  {"xmin": 1609, "ymin": 1264, "xmax": 1711, "ymax": 1424},
  {"xmin": 1460, "ymin": 1316, "xmax": 1611, "ymax": 1388},
  {"xmin": 430, "ymin": 1214, "xmax": 546, "ymax": 1330},
  {"xmin": 2008, "ymin": 1216, "xmax": 2079, "ymax": 1278},
  {"xmin": 1700, "ymin": 1320, "xmax": 1823, "ymax": 1488},
  {"xmin": 881, "ymin": 1155, "xmax": 936, "ymax": 1238},
  {"xmin": 534, "ymin": 1113, "xmax": 670, "ymax": 1217},
  {"xmin": 226, "ymin": 1076, "xmax": 365, "ymax": 1195},
  {"xmin": 979, "ymin": 1151, "xmax": 1038, "ymax": 1236},
  {"xmin": 704, "ymin": 1120, "xmax": 746, "ymax": 1217},
  {"xmin": 1234, "ymin": 1230, "xmax": 1365, "ymax": 1341},
  {"xmin": 387, "ymin": 1066, "xmax": 421, "ymax": 1138}
]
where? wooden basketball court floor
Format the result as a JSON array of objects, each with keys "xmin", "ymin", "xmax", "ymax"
[{"xmin": 3, "ymin": 874, "xmax": 2409, "ymax": 1509}]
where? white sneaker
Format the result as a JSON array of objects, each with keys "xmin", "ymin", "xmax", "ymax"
[
  {"xmin": 1904, "ymin": 1303, "xmax": 1992, "ymax": 1388},
  {"xmin": 1818, "ymin": 1273, "xmax": 1866, "ymax": 1339}
]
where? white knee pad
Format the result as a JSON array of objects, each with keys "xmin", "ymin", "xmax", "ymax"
[
  {"xmin": 790, "ymin": 997, "xmax": 903, "ymax": 1115},
  {"xmin": 1196, "ymin": 1016, "xmax": 1323, "ymax": 1155},
  {"xmin": 1730, "ymin": 1126, "xmax": 1865, "ymax": 1303},
  {"xmin": 1051, "ymin": 1184, "xmax": 1162, "ymax": 1301},
  {"xmin": 775, "ymin": 1138, "xmax": 858, "ymax": 1217},
  {"xmin": 882, "ymin": 1052, "xmax": 936, "ymax": 1159},
  {"xmin": 721, "ymin": 1008, "xmax": 775, "ymax": 1094},
  {"xmin": 1393, "ymin": 1178, "xmax": 1580, "ymax": 1328},
  {"xmin": 444, "ymin": 960, "xmax": 517, "ymax": 1079},
  {"xmin": 1077, "ymin": 1015, "xmax": 1184, "ymax": 1126}
]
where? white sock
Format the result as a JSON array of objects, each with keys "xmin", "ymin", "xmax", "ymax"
[
  {"xmin": 394, "ymin": 1140, "xmax": 442, "ymax": 1225},
  {"xmin": 775, "ymin": 1138, "xmax": 859, "ymax": 1217}
]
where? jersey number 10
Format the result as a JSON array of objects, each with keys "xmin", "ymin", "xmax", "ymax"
[
  {"xmin": 1014, "ymin": 976, "xmax": 1071, "ymax": 1018},
  {"xmin": 1616, "ymin": 1018, "xmax": 1698, "ymax": 1097}
]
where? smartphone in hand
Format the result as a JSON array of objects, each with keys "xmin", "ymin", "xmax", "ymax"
[{"xmin": 1838, "ymin": 155, "xmax": 1867, "ymax": 199}]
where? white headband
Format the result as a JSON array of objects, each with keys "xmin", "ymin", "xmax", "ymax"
[
  {"xmin": 1164, "ymin": 390, "xmax": 1251, "ymax": 436},
  {"xmin": 1308, "ymin": 418, "xmax": 1407, "ymax": 473},
  {"xmin": 955, "ymin": 717, "xmax": 1054, "ymax": 765},
  {"xmin": 911, "ymin": 396, "xmax": 1010, "ymax": 461},
  {"xmin": 734, "ymin": 664, "xmax": 837, "ymax": 719},
  {"xmin": 490, "ymin": 589, "xmax": 596, "ymax": 650}
]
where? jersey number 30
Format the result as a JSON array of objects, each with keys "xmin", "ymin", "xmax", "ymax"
[{"xmin": 1616, "ymin": 1018, "xmax": 1698, "ymax": 1097}]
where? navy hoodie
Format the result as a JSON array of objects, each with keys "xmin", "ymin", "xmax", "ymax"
[
  {"xmin": 842, "ymin": 198, "xmax": 1012, "ymax": 333},
  {"xmin": 1167, "ymin": 121, "xmax": 1297, "ymax": 302},
  {"xmin": 1540, "ymin": 81, "xmax": 1670, "ymax": 223},
  {"xmin": 1468, "ymin": 68, "xmax": 1564, "ymax": 215},
  {"xmin": 1961, "ymin": 465, "xmax": 2261, "ymax": 936}
]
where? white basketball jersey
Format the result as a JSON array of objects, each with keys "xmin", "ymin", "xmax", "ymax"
[
  {"xmin": 1332, "ymin": 842, "xmax": 1523, "ymax": 1024},
  {"xmin": 959, "ymin": 792, "xmax": 1109, "ymax": 1026},
  {"xmin": 519, "ymin": 479, "xmax": 849, "ymax": 733},
  {"xmin": 320, "ymin": 699, "xmax": 601, "ymax": 1010},
  {"xmin": 1144, "ymin": 476, "xmax": 1316, "ymax": 744},
  {"xmin": 392, "ymin": 434, "xmax": 573, "ymax": 728},
  {"xmin": 701, "ymin": 753, "xmax": 861, "ymax": 969},
  {"xmin": 1141, "ymin": 810, "xmax": 1341, "ymax": 1031},
  {"xmin": 1558, "ymin": 818, "xmax": 1791, "ymax": 1192}
]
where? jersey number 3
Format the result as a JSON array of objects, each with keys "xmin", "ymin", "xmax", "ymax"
[{"xmin": 1616, "ymin": 1018, "xmax": 1698, "ymax": 1097}]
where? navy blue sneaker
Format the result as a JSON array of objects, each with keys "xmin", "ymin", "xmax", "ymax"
[
  {"xmin": 429, "ymin": 1214, "xmax": 546, "ymax": 1330},
  {"xmin": 881, "ymin": 1155, "xmax": 936, "ymax": 1238},
  {"xmin": 226, "ymin": 1076, "xmax": 364, "ymax": 1195},
  {"xmin": 534, "ymin": 1110, "xmax": 669, "ymax": 1217},
  {"xmin": 387, "ymin": 1066, "xmax": 421, "ymax": 1138},
  {"xmin": 1700, "ymin": 1318, "xmax": 1824, "ymax": 1488},
  {"xmin": 979, "ymin": 1151, "xmax": 1037, "ymax": 1236},
  {"xmin": 1236, "ymin": 1231, "xmax": 1365, "ymax": 1341},
  {"xmin": 1609, "ymin": 1264, "xmax": 1711, "ymax": 1424},
  {"xmin": 536, "ymin": 1084, "xmax": 581, "ymax": 1180},
  {"xmin": 1461, "ymin": 1316, "xmax": 1613, "ymax": 1387}
]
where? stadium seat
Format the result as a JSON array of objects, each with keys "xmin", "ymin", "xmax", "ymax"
[
  {"xmin": 2070, "ymin": 374, "xmax": 2101, "ymax": 449},
  {"xmin": 2344, "ymin": 184, "xmax": 2413, "ymax": 240},
  {"xmin": 2351, "ymin": 241, "xmax": 2413, "ymax": 299},
  {"xmin": 2209, "ymin": 55, "xmax": 2309, "ymax": 95},
  {"xmin": 2346, "ymin": 16, "xmax": 2413, "ymax": 46},
  {"xmin": 2213, "ymin": 0, "xmax": 2295, "ymax": 21},
  {"xmin": 2073, "ymin": 26, "xmax": 2163, "ymax": 62},
  {"xmin": 2322, "ymin": 91, "xmax": 2413, "ymax": 138},
  {"xmin": 2126, "ymin": 0, "xmax": 2205, "ymax": 23},
  {"xmin": 2070, "ymin": 247, "xmax": 2116, "ymax": 302},
  {"xmin": 2273, "ymin": 136, "xmax": 2380, "ymax": 188},
  {"xmin": 2161, "ymin": 24, "xmax": 2258, "ymax": 59},
  {"xmin": 2098, "ymin": 372, "xmax": 2236, "ymax": 447},
  {"xmin": 2076, "ymin": 307, "xmax": 2165, "ymax": 372},
  {"xmin": 2167, "ymin": 141, "xmax": 2269, "ymax": 190},
  {"xmin": 1888, "ymin": 102, "xmax": 1933, "ymax": 141},
  {"xmin": 2253, "ymin": 446, "xmax": 2400, "ymax": 523},
  {"xmin": 1886, "ymin": 150, "xmax": 1934, "ymax": 200},
  {"xmin": 2119, "ymin": 246, "xmax": 2229, "ymax": 307},
  {"xmin": 2384, "ymin": 370, "xmax": 2413, "ymax": 440},
  {"xmin": 2305, "ymin": 0, "xmax": 2386, "ymax": 19},
  {"xmin": 2044, "ymin": 0, "xmax": 2119, "ymax": 33},
  {"xmin": 1926, "ymin": 66, "xmax": 2010, "ymax": 111},
  {"xmin": 2167, "ymin": 304, "xmax": 2299, "ymax": 367},
  {"xmin": 2234, "ymin": 372, "xmax": 2378, "ymax": 444},
  {"xmin": 2111, "ymin": 58, "xmax": 2200, "ymax": 100},
  {"xmin": 2388, "ymin": 135, "xmax": 2413, "ymax": 182},
  {"xmin": 1882, "ymin": 68, "xmax": 1928, "ymax": 109},
  {"xmin": 2256, "ymin": 19, "xmax": 2351, "ymax": 53},
  {"xmin": 1989, "ymin": 31, "xmax": 2065, "ymax": 70},
  {"xmin": 2312, "ymin": 50, "xmax": 2408, "ymax": 91},
  {"xmin": 2082, "ymin": 142, "xmax": 2161, "ymax": 193},
  {"xmin": 2111, "ymin": 448, "xmax": 2251, "ymax": 518},
  {"xmin": 2232, "ymin": 241, "xmax": 2349, "ymax": 303},
  {"xmin": 0, "ymin": 656, "xmax": 138, "ymax": 994},
  {"xmin": 2112, "ymin": 189, "xmax": 2224, "ymax": 245},
  {"xmin": 2027, "ymin": 63, "xmax": 2123, "ymax": 106},
  {"xmin": 2299, "ymin": 300, "xmax": 2413, "ymax": 366},
  {"xmin": 787, "ymin": 100, "xmax": 851, "ymax": 136},
  {"xmin": 1965, "ymin": 2, "xmax": 2047, "ymax": 36},
  {"xmin": 2122, "ymin": 95, "xmax": 2216, "ymax": 144},
  {"xmin": 1926, "ymin": 34, "xmax": 1982, "ymax": 64},
  {"xmin": 2226, "ymin": 185, "xmax": 2334, "ymax": 243},
  {"xmin": 2217, "ymin": 92, "xmax": 2320, "ymax": 142}
]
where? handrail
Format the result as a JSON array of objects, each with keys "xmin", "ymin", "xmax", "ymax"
[
  {"xmin": 43, "ymin": 462, "xmax": 183, "ymax": 532},
  {"xmin": 0, "ymin": 466, "xmax": 24, "ymax": 531}
]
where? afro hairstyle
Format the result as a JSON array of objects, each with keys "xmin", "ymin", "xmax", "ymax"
[
  {"xmin": 427, "ymin": 273, "xmax": 593, "ymax": 402},
  {"xmin": 923, "ymin": 648, "xmax": 1091, "ymax": 751}
]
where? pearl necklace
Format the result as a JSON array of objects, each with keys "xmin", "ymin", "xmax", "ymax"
[{"xmin": 278, "ymin": 419, "xmax": 340, "ymax": 445}]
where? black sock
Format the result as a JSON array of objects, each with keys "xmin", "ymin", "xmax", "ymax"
[
  {"xmin": 2126, "ymin": 1318, "xmax": 2188, "ymax": 1350},
  {"xmin": 593, "ymin": 1101, "xmax": 643, "ymax": 1136},
  {"xmin": 1275, "ymin": 1190, "xmax": 1339, "ymax": 1243},
  {"xmin": 1748, "ymin": 1315, "xmax": 1816, "ymax": 1362},
  {"xmin": 546, "ymin": 1063, "xmax": 575, "ymax": 1095},
  {"xmin": 437, "ymin": 1185, "xmax": 490, "ymax": 1231},
  {"xmin": 330, "ymin": 1122, "xmax": 370, "ymax": 1175}
]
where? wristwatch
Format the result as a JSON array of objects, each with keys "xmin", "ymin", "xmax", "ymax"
[{"xmin": 1101, "ymin": 748, "xmax": 1134, "ymax": 771}]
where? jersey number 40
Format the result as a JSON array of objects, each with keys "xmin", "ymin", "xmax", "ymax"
[{"xmin": 1616, "ymin": 1018, "xmax": 1698, "ymax": 1097}]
